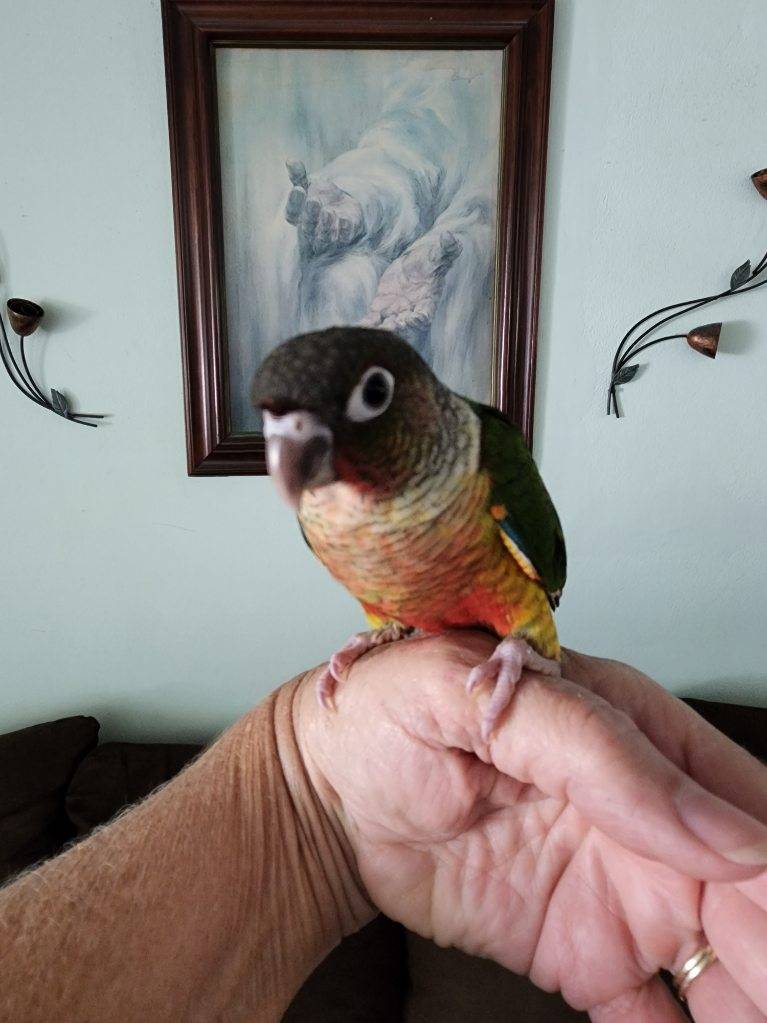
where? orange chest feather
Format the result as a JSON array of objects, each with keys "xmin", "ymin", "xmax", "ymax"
[{"xmin": 299, "ymin": 470, "xmax": 554, "ymax": 650}]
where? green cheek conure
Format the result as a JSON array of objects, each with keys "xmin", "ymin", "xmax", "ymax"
[{"xmin": 252, "ymin": 327, "xmax": 566, "ymax": 740}]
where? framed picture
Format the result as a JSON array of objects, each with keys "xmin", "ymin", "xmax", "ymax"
[{"xmin": 162, "ymin": 0, "xmax": 555, "ymax": 475}]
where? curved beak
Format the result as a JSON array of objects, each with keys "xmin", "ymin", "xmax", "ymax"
[{"xmin": 262, "ymin": 410, "xmax": 336, "ymax": 509}]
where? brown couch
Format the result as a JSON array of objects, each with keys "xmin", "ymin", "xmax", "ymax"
[{"xmin": 2, "ymin": 697, "xmax": 765, "ymax": 1021}]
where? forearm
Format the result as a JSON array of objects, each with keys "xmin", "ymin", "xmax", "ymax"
[{"xmin": 0, "ymin": 674, "xmax": 371, "ymax": 1022}]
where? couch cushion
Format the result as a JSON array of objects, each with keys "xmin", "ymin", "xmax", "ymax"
[
  {"xmin": 404, "ymin": 934, "xmax": 588, "ymax": 1022},
  {"xmin": 66, "ymin": 741, "xmax": 202, "ymax": 836},
  {"xmin": 684, "ymin": 698, "xmax": 767, "ymax": 761},
  {"xmin": 283, "ymin": 915, "xmax": 408, "ymax": 1023},
  {"xmin": 0, "ymin": 715, "xmax": 99, "ymax": 884}
]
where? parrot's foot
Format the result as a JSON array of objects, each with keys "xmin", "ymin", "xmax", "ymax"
[
  {"xmin": 466, "ymin": 637, "xmax": 561, "ymax": 742},
  {"xmin": 316, "ymin": 623, "xmax": 412, "ymax": 709}
]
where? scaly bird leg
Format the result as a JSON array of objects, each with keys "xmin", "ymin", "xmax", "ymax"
[
  {"xmin": 466, "ymin": 636, "xmax": 561, "ymax": 742},
  {"xmin": 316, "ymin": 623, "xmax": 413, "ymax": 709}
]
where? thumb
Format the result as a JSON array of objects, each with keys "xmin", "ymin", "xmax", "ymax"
[{"xmin": 286, "ymin": 159, "xmax": 309, "ymax": 190}]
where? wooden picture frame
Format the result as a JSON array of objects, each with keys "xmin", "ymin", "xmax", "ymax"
[{"xmin": 162, "ymin": 0, "xmax": 555, "ymax": 475}]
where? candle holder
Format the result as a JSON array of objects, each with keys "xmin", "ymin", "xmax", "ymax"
[
  {"xmin": 0, "ymin": 298, "xmax": 105, "ymax": 427},
  {"xmin": 607, "ymin": 169, "xmax": 767, "ymax": 418}
]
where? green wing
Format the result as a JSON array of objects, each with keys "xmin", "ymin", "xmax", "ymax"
[{"xmin": 468, "ymin": 399, "xmax": 566, "ymax": 606}]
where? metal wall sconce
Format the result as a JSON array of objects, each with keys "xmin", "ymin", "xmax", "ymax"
[
  {"xmin": 607, "ymin": 168, "xmax": 767, "ymax": 417},
  {"xmin": 0, "ymin": 298, "xmax": 104, "ymax": 427}
]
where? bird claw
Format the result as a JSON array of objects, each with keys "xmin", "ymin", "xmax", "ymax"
[
  {"xmin": 315, "ymin": 664, "xmax": 339, "ymax": 710},
  {"xmin": 315, "ymin": 624, "xmax": 411, "ymax": 709},
  {"xmin": 465, "ymin": 637, "xmax": 561, "ymax": 741}
]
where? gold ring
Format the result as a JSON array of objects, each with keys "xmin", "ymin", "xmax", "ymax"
[{"xmin": 673, "ymin": 944, "xmax": 718, "ymax": 1001}]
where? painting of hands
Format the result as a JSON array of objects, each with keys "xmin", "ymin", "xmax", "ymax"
[{"xmin": 216, "ymin": 48, "xmax": 504, "ymax": 430}]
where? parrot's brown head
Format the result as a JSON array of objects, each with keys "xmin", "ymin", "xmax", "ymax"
[{"xmin": 252, "ymin": 326, "xmax": 452, "ymax": 507}]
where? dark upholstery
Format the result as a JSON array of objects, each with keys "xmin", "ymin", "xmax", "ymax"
[
  {"xmin": 0, "ymin": 695, "xmax": 765, "ymax": 1021},
  {"xmin": 405, "ymin": 935, "xmax": 587, "ymax": 1022},
  {"xmin": 686, "ymin": 698, "xmax": 767, "ymax": 761},
  {"xmin": 0, "ymin": 715, "xmax": 99, "ymax": 884},
  {"xmin": 66, "ymin": 741, "xmax": 202, "ymax": 837},
  {"xmin": 283, "ymin": 915, "xmax": 408, "ymax": 1022}
]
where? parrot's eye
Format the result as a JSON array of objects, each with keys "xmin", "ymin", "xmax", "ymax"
[{"xmin": 345, "ymin": 366, "xmax": 394, "ymax": 422}]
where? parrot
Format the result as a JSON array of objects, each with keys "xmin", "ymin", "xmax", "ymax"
[{"xmin": 252, "ymin": 326, "xmax": 566, "ymax": 740}]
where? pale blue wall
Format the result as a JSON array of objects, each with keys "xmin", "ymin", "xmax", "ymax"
[{"xmin": 0, "ymin": 0, "xmax": 765, "ymax": 741}]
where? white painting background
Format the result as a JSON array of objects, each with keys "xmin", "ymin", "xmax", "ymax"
[{"xmin": 216, "ymin": 48, "xmax": 504, "ymax": 431}]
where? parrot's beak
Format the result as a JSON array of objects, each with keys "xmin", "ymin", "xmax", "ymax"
[{"xmin": 262, "ymin": 409, "xmax": 336, "ymax": 509}]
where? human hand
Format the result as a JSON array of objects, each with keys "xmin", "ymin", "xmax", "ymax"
[
  {"xmin": 284, "ymin": 159, "xmax": 366, "ymax": 258},
  {"xmin": 361, "ymin": 229, "xmax": 462, "ymax": 342},
  {"xmin": 295, "ymin": 632, "xmax": 767, "ymax": 1022}
]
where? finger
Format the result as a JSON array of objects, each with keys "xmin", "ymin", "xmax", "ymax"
[
  {"xmin": 701, "ymin": 882, "xmax": 767, "ymax": 1015},
  {"xmin": 316, "ymin": 207, "xmax": 334, "ymax": 247},
  {"xmin": 387, "ymin": 635, "xmax": 767, "ymax": 883},
  {"xmin": 489, "ymin": 675, "xmax": 767, "ymax": 881},
  {"xmin": 562, "ymin": 650, "xmax": 767, "ymax": 827},
  {"xmin": 682, "ymin": 956, "xmax": 765, "ymax": 1023},
  {"xmin": 738, "ymin": 871, "xmax": 767, "ymax": 911},
  {"xmin": 590, "ymin": 976, "xmax": 688, "ymax": 1023},
  {"xmin": 327, "ymin": 211, "xmax": 341, "ymax": 244},
  {"xmin": 286, "ymin": 158, "xmax": 309, "ymax": 190},
  {"xmin": 433, "ymin": 654, "xmax": 767, "ymax": 883},
  {"xmin": 302, "ymin": 197, "xmax": 321, "ymax": 226},
  {"xmin": 439, "ymin": 229, "xmax": 462, "ymax": 260},
  {"xmin": 663, "ymin": 707, "xmax": 767, "ymax": 828},
  {"xmin": 410, "ymin": 303, "xmax": 435, "ymax": 331},
  {"xmin": 432, "ymin": 230, "xmax": 462, "ymax": 270},
  {"xmin": 285, "ymin": 186, "xmax": 306, "ymax": 225},
  {"xmin": 390, "ymin": 313, "xmax": 412, "ymax": 333}
]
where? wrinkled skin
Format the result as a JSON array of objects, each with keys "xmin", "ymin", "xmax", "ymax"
[{"xmin": 296, "ymin": 632, "xmax": 767, "ymax": 1023}]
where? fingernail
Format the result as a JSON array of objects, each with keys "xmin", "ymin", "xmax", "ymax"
[{"xmin": 676, "ymin": 784, "xmax": 767, "ymax": 865}]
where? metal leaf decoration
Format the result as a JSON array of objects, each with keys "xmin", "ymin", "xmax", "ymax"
[
  {"xmin": 607, "ymin": 169, "xmax": 767, "ymax": 418},
  {"xmin": 613, "ymin": 364, "xmax": 639, "ymax": 385},
  {"xmin": 730, "ymin": 260, "xmax": 751, "ymax": 290},
  {"xmin": 1, "ymin": 298, "xmax": 105, "ymax": 427},
  {"xmin": 51, "ymin": 388, "xmax": 70, "ymax": 417}
]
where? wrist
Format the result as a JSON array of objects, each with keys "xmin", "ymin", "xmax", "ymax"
[
  {"xmin": 271, "ymin": 672, "xmax": 374, "ymax": 940},
  {"xmin": 209, "ymin": 674, "xmax": 373, "ymax": 1018}
]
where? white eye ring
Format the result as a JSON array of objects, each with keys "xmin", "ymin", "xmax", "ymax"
[{"xmin": 345, "ymin": 366, "xmax": 395, "ymax": 422}]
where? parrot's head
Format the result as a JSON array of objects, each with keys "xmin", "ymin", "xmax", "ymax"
[{"xmin": 252, "ymin": 326, "xmax": 450, "ymax": 508}]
